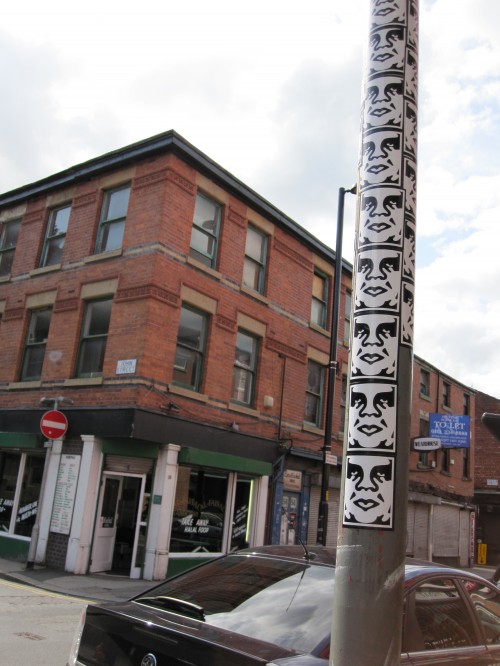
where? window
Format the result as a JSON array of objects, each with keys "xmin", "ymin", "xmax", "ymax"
[
  {"xmin": 0, "ymin": 451, "xmax": 45, "ymax": 537},
  {"xmin": 463, "ymin": 393, "xmax": 470, "ymax": 416},
  {"xmin": 189, "ymin": 192, "xmax": 222, "ymax": 268},
  {"xmin": 311, "ymin": 270, "xmax": 328, "ymax": 328},
  {"xmin": 418, "ymin": 418, "xmax": 430, "ymax": 466},
  {"xmin": 232, "ymin": 330, "xmax": 258, "ymax": 405},
  {"xmin": 344, "ymin": 289, "xmax": 352, "ymax": 344},
  {"xmin": 420, "ymin": 368, "xmax": 430, "ymax": 397},
  {"xmin": 443, "ymin": 381, "xmax": 451, "ymax": 408},
  {"xmin": 304, "ymin": 360, "xmax": 324, "ymax": 426},
  {"xmin": 76, "ymin": 298, "xmax": 112, "ymax": 377},
  {"xmin": 442, "ymin": 448, "xmax": 450, "ymax": 473},
  {"xmin": 463, "ymin": 578, "xmax": 500, "ymax": 645},
  {"xmin": 95, "ymin": 184, "xmax": 130, "ymax": 254},
  {"xmin": 20, "ymin": 309, "xmax": 52, "ymax": 381},
  {"xmin": 40, "ymin": 205, "xmax": 71, "ymax": 266},
  {"xmin": 0, "ymin": 219, "xmax": 21, "ymax": 277},
  {"xmin": 173, "ymin": 305, "xmax": 208, "ymax": 391},
  {"xmin": 243, "ymin": 225, "xmax": 267, "ymax": 294}
]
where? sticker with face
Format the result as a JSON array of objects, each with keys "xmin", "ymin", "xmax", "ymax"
[
  {"xmin": 344, "ymin": 454, "xmax": 394, "ymax": 528},
  {"xmin": 403, "ymin": 217, "xmax": 416, "ymax": 280},
  {"xmin": 405, "ymin": 49, "xmax": 418, "ymax": 102},
  {"xmin": 370, "ymin": 0, "xmax": 406, "ymax": 27},
  {"xmin": 404, "ymin": 159, "xmax": 417, "ymax": 217},
  {"xmin": 364, "ymin": 75, "xmax": 404, "ymax": 130},
  {"xmin": 359, "ymin": 188, "xmax": 404, "ymax": 247},
  {"xmin": 368, "ymin": 26, "xmax": 405, "ymax": 74},
  {"xmin": 348, "ymin": 383, "xmax": 396, "ymax": 451},
  {"xmin": 351, "ymin": 313, "xmax": 399, "ymax": 379},
  {"xmin": 404, "ymin": 101, "xmax": 417, "ymax": 158},
  {"xmin": 401, "ymin": 282, "xmax": 414, "ymax": 346},
  {"xmin": 361, "ymin": 130, "xmax": 402, "ymax": 188},
  {"xmin": 356, "ymin": 248, "xmax": 401, "ymax": 311}
]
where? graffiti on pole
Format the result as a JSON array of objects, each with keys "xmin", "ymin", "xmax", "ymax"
[{"xmin": 343, "ymin": 0, "xmax": 418, "ymax": 530}]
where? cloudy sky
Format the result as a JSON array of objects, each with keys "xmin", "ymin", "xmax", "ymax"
[{"xmin": 2, "ymin": 0, "xmax": 500, "ymax": 398}]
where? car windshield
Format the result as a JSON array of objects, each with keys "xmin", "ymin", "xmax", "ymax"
[{"xmin": 136, "ymin": 553, "xmax": 335, "ymax": 653}]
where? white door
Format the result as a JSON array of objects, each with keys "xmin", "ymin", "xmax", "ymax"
[{"xmin": 90, "ymin": 475, "xmax": 123, "ymax": 573}]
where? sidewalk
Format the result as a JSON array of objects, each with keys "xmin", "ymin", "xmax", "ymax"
[{"xmin": 0, "ymin": 557, "xmax": 154, "ymax": 602}]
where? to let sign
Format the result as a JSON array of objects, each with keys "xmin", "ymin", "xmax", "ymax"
[
  {"xmin": 40, "ymin": 410, "xmax": 68, "ymax": 439},
  {"xmin": 430, "ymin": 413, "xmax": 470, "ymax": 448}
]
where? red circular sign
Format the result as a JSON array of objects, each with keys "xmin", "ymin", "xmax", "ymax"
[{"xmin": 40, "ymin": 410, "xmax": 68, "ymax": 439}]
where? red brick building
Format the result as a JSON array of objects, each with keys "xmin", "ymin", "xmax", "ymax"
[{"xmin": 0, "ymin": 131, "xmax": 478, "ymax": 577}]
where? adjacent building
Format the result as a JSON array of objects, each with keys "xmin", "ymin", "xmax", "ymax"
[{"xmin": 0, "ymin": 131, "xmax": 479, "ymax": 578}]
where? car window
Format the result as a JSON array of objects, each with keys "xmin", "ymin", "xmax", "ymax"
[
  {"xmin": 463, "ymin": 579, "xmax": 500, "ymax": 645},
  {"xmin": 136, "ymin": 553, "xmax": 335, "ymax": 653},
  {"xmin": 407, "ymin": 577, "xmax": 477, "ymax": 651}
]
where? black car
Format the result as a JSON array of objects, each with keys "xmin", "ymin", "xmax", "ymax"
[{"xmin": 67, "ymin": 545, "xmax": 500, "ymax": 665}]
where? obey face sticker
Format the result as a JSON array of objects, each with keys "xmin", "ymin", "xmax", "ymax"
[
  {"xmin": 351, "ymin": 313, "xmax": 398, "ymax": 379},
  {"xmin": 361, "ymin": 129, "xmax": 402, "ymax": 188},
  {"xmin": 349, "ymin": 383, "xmax": 396, "ymax": 452},
  {"xmin": 344, "ymin": 455, "xmax": 394, "ymax": 528},
  {"xmin": 359, "ymin": 187, "xmax": 404, "ymax": 247},
  {"xmin": 356, "ymin": 248, "xmax": 401, "ymax": 311}
]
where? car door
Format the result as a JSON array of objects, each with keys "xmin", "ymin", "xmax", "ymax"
[
  {"xmin": 403, "ymin": 575, "xmax": 492, "ymax": 665},
  {"xmin": 460, "ymin": 576, "xmax": 500, "ymax": 665}
]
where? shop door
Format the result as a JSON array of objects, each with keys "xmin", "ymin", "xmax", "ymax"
[
  {"xmin": 280, "ymin": 492, "xmax": 300, "ymax": 545},
  {"xmin": 90, "ymin": 475, "xmax": 123, "ymax": 573}
]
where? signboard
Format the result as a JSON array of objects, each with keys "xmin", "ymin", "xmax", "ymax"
[
  {"xmin": 116, "ymin": 359, "xmax": 137, "ymax": 374},
  {"xmin": 40, "ymin": 410, "xmax": 68, "ymax": 439},
  {"xmin": 413, "ymin": 437, "xmax": 441, "ymax": 451},
  {"xmin": 283, "ymin": 469, "xmax": 302, "ymax": 491},
  {"xmin": 50, "ymin": 454, "xmax": 81, "ymax": 535},
  {"xmin": 430, "ymin": 413, "xmax": 470, "ymax": 448}
]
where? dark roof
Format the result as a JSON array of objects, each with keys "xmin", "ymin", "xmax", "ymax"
[{"xmin": 0, "ymin": 129, "xmax": 352, "ymax": 272}]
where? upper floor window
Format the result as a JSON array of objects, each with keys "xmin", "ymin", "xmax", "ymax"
[
  {"xmin": 420, "ymin": 368, "xmax": 430, "ymax": 397},
  {"xmin": 173, "ymin": 305, "xmax": 208, "ymax": 391},
  {"xmin": 189, "ymin": 192, "xmax": 222, "ymax": 268},
  {"xmin": 443, "ymin": 381, "xmax": 451, "ymax": 408},
  {"xmin": 0, "ymin": 219, "xmax": 21, "ymax": 277},
  {"xmin": 40, "ymin": 205, "xmax": 71, "ymax": 267},
  {"xmin": 311, "ymin": 270, "xmax": 328, "ymax": 329},
  {"xmin": 304, "ymin": 360, "xmax": 324, "ymax": 427},
  {"xmin": 463, "ymin": 393, "xmax": 470, "ymax": 416},
  {"xmin": 418, "ymin": 417, "xmax": 430, "ymax": 466},
  {"xmin": 344, "ymin": 289, "xmax": 352, "ymax": 344},
  {"xmin": 95, "ymin": 184, "xmax": 130, "ymax": 254},
  {"xmin": 20, "ymin": 309, "xmax": 52, "ymax": 381},
  {"xmin": 232, "ymin": 330, "xmax": 258, "ymax": 406},
  {"xmin": 76, "ymin": 298, "xmax": 112, "ymax": 377},
  {"xmin": 243, "ymin": 225, "xmax": 267, "ymax": 294}
]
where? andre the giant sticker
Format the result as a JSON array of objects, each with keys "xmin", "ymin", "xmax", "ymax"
[{"xmin": 344, "ymin": 455, "xmax": 395, "ymax": 529}]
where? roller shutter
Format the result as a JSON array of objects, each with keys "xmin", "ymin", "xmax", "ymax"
[
  {"xmin": 433, "ymin": 504, "xmax": 459, "ymax": 559},
  {"xmin": 307, "ymin": 486, "xmax": 340, "ymax": 548},
  {"xmin": 104, "ymin": 455, "xmax": 154, "ymax": 475}
]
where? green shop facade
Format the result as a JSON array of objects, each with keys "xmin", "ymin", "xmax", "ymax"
[{"xmin": 0, "ymin": 407, "xmax": 274, "ymax": 579}]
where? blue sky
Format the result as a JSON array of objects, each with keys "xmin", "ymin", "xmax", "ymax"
[{"xmin": 2, "ymin": 0, "xmax": 500, "ymax": 397}]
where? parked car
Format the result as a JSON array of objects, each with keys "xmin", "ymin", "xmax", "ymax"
[{"xmin": 67, "ymin": 545, "xmax": 500, "ymax": 665}]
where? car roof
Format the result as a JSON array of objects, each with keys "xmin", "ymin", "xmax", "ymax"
[{"xmin": 236, "ymin": 545, "xmax": 491, "ymax": 586}]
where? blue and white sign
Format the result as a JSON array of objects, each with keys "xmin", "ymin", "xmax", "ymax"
[{"xmin": 430, "ymin": 414, "xmax": 470, "ymax": 448}]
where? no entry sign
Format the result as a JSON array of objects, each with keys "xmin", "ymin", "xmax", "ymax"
[{"xmin": 40, "ymin": 410, "xmax": 68, "ymax": 439}]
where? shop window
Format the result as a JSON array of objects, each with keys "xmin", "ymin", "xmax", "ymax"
[
  {"xmin": 40, "ymin": 204, "xmax": 71, "ymax": 266},
  {"xmin": 76, "ymin": 298, "xmax": 112, "ymax": 377},
  {"xmin": 95, "ymin": 184, "xmax": 130, "ymax": 254},
  {"xmin": 173, "ymin": 305, "xmax": 208, "ymax": 391},
  {"xmin": 311, "ymin": 270, "xmax": 328, "ymax": 329},
  {"xmin": 170, "ymin": 467, "xmax": 254, "ymax": 554},
  {"xmin": 232, "ymin": 330, "xmax": 258, "ymax": 406},
  {"xmin": 20, "ymin": 308, "xmax": 52, "ymax": 381},
  {"xmin": 243, "ymin": 225, "xmax": 267, "ymax": 294},
  {"xmin": 0, "ymin": 452, "xmax": 44, "ymax": 537},
  {"xmin": 0, "ymin": 218, "xmax": 21, "ymax": 277},
  {"xmin": 304, "ymin": 360, "xmax": 324, "ymax": 427},
  {"xmin": 189, "ymin": 192, "xmax": 222, "ymax": 268}
]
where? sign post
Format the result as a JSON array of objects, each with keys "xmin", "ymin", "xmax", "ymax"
[
  {"xmin": 330, "ymin": 1, "xmax": 419, "ymax": 663},
  {"xmin": 40, "ymin": 410, "xmax": 68, "ymax": 440}
]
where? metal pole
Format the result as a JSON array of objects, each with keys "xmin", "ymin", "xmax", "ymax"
[
  {"xmin": 330, "ymin": 1, "xmax": 419, "ymax": 663},
  {"xmin": 317, "ymin": 185, "xmax": 356, "ymax": 546}
]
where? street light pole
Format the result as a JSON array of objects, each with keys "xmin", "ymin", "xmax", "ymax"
[{"xmin": 317, "ymin": 184, "xmax": 356, "ymax": 546}]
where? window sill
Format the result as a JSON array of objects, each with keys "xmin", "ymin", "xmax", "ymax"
[
  {"xmin": 0, "ymin": 274, "xmax": 11, "ymax": 283},
  {"xmin": 168, "ymin": 384, "xmax": 209, "ymax": 403},
  {"xmin": 240, "ymin": 285, "xmax": 269, "ymax": 305},
  {"xmin": 228, "ymin": 402, "xmax": 260, "ymax": 418},
  {"xmin": 30, "ymin": 264, "xmax": 61, "ymax": 277},
  {"xmin": 8, "ymin": 380, "xmax": 42, "ymax": 390},
  {"xmin": 84, "ymin": 248, "xmax": 123, "ymax": 264},
  {"xmin": 302, "ymin": 422, "xmax": 323, "ymax": 435},
  {"xmin": 309, "ymin": 322, "xmax": 330, "ymax": 337},
  {"xmin": 186, "ymin": 256, "xmax": 222, "ymax": 280},
  {"xmin": 419, "ymin": 392, "xmax": 431, "ymax": 402},
  {"xmin": 64, "ymin": 376, "xmax": 103, "ymax": 387}
]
